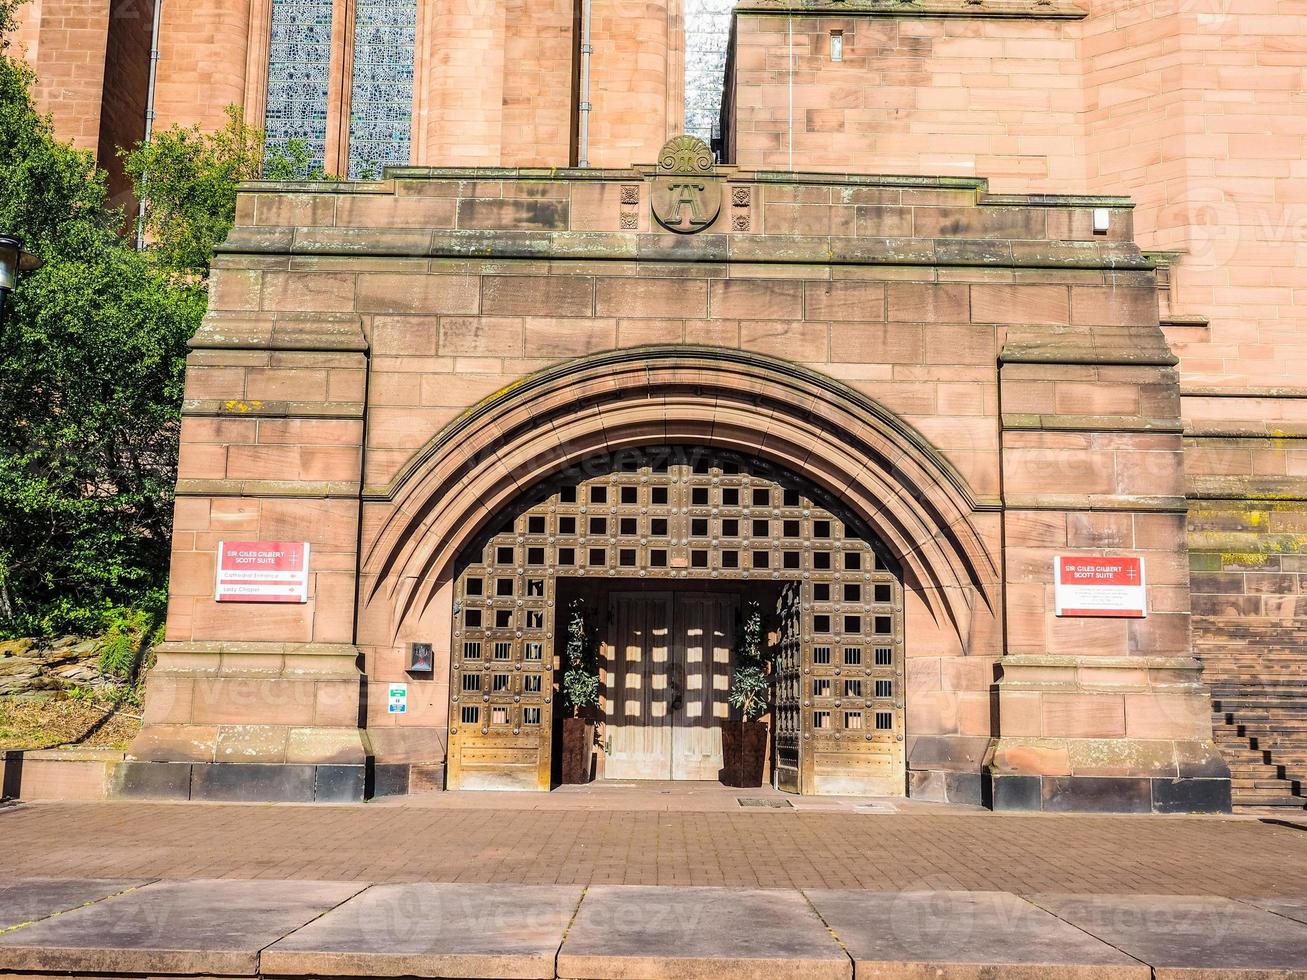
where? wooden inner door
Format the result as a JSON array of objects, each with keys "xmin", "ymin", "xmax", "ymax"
[{"xmin": 605, "ymin": 591, "xmax": 738, "ymax": 780}]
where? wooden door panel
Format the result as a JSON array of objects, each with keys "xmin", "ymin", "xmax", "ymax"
[
  {"xmin": 671, "ymin": 592, "xmax": 736, "ymax": 781},
  {"xmin": 605, "ymin": 592, "xmax": 673, "ymax": 779}
]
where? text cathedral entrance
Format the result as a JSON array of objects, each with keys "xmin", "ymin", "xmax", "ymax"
[{"xmin": 447, "ymin": 446, "xmax": 906, "ymax": 795}]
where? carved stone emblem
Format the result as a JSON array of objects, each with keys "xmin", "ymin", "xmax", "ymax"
[{"xmin": 650, "ymin": 135, "xmax": 722, "ymax": 234}]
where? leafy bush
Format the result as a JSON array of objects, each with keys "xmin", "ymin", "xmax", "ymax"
[
  {"xmin": 728, "ymin": 601, "xmax": 772, "ymax": 720},
  {"xmin": 562, "ymin": 600, "xmax": 599, "ymax": 717}
]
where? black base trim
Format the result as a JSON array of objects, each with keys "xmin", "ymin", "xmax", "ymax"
[
  {"xmin": 110, "ymin": 762, "xmax": 367, "ymax": 803},
  {"xmin": 988, "ymin": 773, "xmax": 1232, "ymax": 814}
]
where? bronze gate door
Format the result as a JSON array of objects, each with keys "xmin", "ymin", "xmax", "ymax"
[{"xmin": 606, "ymin": 591, "xmax": 737, "ymax": 780}]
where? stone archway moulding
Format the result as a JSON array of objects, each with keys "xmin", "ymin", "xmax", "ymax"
[{"xmin": 361, "ymin": 346, "xmax": 1000, "ymax": 641}]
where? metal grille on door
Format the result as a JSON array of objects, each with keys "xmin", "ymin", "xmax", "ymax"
[{"xmin": 447, "ymin": 445, "xmax": 905, "ymax": 794}]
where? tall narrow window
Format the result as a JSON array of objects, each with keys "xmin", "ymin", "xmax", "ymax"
[
  {"xmin": 348, "ymin": 0, "xmax": 417, "ymax": 178},
  {"xmin": 264, "ymin": 0, "xmax": 335, "ymax": 170}
]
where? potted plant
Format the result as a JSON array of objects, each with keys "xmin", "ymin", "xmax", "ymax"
[
  {"xmin": 560, "ymin": 599, "xmax": 598, "ymax": 784},
  {"xmin": 723, "ymin": 600, "xmax": 770, "ymax": 787}
]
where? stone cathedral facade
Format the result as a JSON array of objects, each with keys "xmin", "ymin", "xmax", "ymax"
[{"xmin": 11, "ymin": 0, "xmax": 1307, "ymax": 812}]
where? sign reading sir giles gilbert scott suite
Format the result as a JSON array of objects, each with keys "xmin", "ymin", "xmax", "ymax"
[
  {"xmin": 1054, "ymin": 555, "xmax": 1147, "ymax": 619},
  {"xmin": 214, "ymin": 541, "xmax": 310, "ymax": 603}
]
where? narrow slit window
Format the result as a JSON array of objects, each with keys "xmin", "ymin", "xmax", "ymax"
[{"xmin": 830, "ymin": 31, "xmax": 843, "ymax": 62}]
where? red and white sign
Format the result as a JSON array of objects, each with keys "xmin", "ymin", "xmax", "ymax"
[
  {"xmin": 1054, "ymin": 555, "xmax": 1146, "ymax": 618},
  {"xmin": 214, "ymin": 541, "xmax": 310, "ymax": 603}
]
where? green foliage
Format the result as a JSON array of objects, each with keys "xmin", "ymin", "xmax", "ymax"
[
  {"xmin": 562, "ymin": 600, "xmax": 599, "ymax": 717},
  {"xmin": 728, "ymin": 601, "xmax": 772, "ymax": 720},
  {"xmin": 0, "ymin": 0, "xmax": 203, "ymax": 634},
  {"xmin": 97, "ymin": 589, "xmax": 166, "ymax": 682},
  {"xmin": 122, "ymin": 107, "xmax": 324, "ymax": 280},
  {"xmin": 263, "ymin": 139, "xmax": 328, "ymax": 183}
]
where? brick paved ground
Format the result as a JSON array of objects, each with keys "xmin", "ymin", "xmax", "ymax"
[{"xmin": 3, "ymin": 799, "xmax": 1307, "ymax": 895}]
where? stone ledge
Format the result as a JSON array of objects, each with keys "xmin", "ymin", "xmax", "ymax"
[
  {"xmin": 155, "ymin": 641, "xmax": 362, "ymax": 658},
  {"xmin": 182, "ymin": 399, "xmax": 365, "ymax": 419},
  {"xmin": 1003, "ymin": 413, "xmax": 1184, "ymax": 433},
  {"xmin": 218, "ymin": 226, "xmax": 1149, "ymax": 271},
  {"xmin": 1187, "ymin": 476, "xmax": 1307, "ymax": 502},
  {"xmin": 1184, "ymin": 423, "xmax": 1307, "ymax": 438},
  {"xmin": 175, "ymin": 478, "xmax": 362, "ymax": 498},
  {"xmin": 735, "ymin": 0, "xmax": 1087, "ymax": 20},
  {"xmin": 189, "ymin": 312, "xmax": 368, "ymax": 352},
  {"xmin": 1002, "ymin": 494, "xmax": 1189, "ymax": 513}
]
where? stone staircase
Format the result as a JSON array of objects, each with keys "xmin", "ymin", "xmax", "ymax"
[{"xmin": 1198, "ymin": 619, "xmax": 1307, "ymax": 812}]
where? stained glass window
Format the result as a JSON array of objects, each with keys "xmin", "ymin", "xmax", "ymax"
[
  {"xmin": 684, "ymin": 0, "xmax": 734, "ymax": 147},
  {"xmin": 264, "ymin": 0, "xmax": 334, "ymax": 171},
  {"xmin": 347, "ymin": 0, "xmax": 417, "ymax": 178}
]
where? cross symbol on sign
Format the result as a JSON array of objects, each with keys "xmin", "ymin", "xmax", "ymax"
[{"xmin": 1126, "ymin": 567, "xmax": 1138, "ymax": 581}]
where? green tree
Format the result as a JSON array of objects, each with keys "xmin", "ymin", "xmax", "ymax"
[
  {"xmin": 0, "ymin": 0, "xmax": 202, "ymax": 634},
  {"xmin": 121, "ymin": 106, "xmax": 324, "ymax": 281}
]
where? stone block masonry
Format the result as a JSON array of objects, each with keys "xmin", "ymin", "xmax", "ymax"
[{"xmin": 109, "ymin": 151, "xmax": 1234, "ymax": 811}]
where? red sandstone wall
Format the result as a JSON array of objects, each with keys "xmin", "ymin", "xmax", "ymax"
[
  {"xmin": 586, "ymin": 0, "xmax": 684, "ymax": 166},
  {"xmin": 1082, "ymin": 0, "xmax": 1307, "ymax": 391},
  {"xmin": 16, "ymin": 0, "xmax": 112, "ymax": 151},
  {"xmin": 96, "ymin": 0, "xmax": 154, "ymax": 208},
  {"xmin": 726, "ymin": 11, "xmax": 1085, "ymax": 187},
  {"xmin": 500, "ymin": 0, "xmax": 575, "ymax": 166},
  {"xmin": 152, "ymin": 0, "xmax": 250, "ymax": 133}
]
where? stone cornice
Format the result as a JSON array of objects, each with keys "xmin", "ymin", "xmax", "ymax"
[
  {"xmin": 188, "ymin": 312, "xmax": 368, "ymax": 352},
  {"xmin": 218, "ymin": 226, "xmax": 1148, "ymax": 272},
  {"xmin": 238, "ymin": 171, "xmax": 1131, "ymax": 208}
]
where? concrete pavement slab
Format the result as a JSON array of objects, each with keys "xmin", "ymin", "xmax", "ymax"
[
  {"xmin": 805, "ymin": 889, "xmax": 1147, "ymax": 979},
  {"xmin": 262, "ymin": 882, "xmax": 583, "ymax": 979},
  {"xmin": 556, "ymin": 885, "xmax": 851, "ymax": 980},
  {"xmin": 0, "ymin": 878, "xmax": 365, "ymax": 976},
  {"xmin": 0, "ymin": 878, "xmax": 147, "ymax": 931},
  {"xmin": 1033, "ymin": 894, "xmax": 1307, "ymax": 979},
  {"xmin": 1246, "ymin": 897, "xmax": 1307, "ymax": 927}
]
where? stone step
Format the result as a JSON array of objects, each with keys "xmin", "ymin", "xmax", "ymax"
[{"xmin": 1234, "ymin": 798, "xmax": 1307, "ymax": 810}]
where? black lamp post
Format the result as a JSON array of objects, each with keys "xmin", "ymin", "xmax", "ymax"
[{"xmin": 0, "ymin": 235, "xmax": 42, "ymax": 324}]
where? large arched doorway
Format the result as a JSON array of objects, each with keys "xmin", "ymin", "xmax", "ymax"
[{"xmin": 447, "ymin": 445, "xmax": 905, "ymax": 795}]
